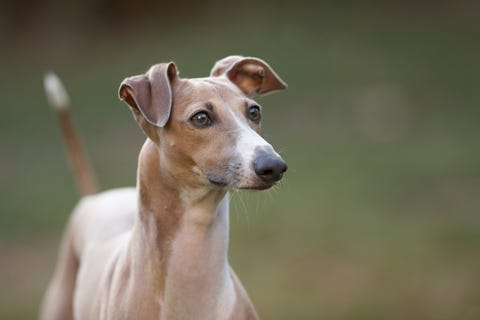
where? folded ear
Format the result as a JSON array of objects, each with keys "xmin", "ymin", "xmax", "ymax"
[
  {"xmin": 210, "ymin": 56, "xmax": 287, "ymax": 96},
  {"xmin": 119, "ymin": 62, "xmax": 177, "ymax": 128}
]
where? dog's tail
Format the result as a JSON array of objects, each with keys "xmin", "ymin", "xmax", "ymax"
[{"xmin": 44, "ymin": 72, "xmax": 98, "ymax": 196}]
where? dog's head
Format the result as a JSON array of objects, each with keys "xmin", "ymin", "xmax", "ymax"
[{"xmin": 119, "ymin": 56, "xmax": 287, "ymax": 191}]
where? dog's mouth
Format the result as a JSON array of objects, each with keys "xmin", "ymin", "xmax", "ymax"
[
  {"xmin": 207, "ymin": 175, "xmax": 276, "ymax": 191},
  {"xmin": 238, "ymin": 183, "xmax": 276, "ymax": 191},
  {"xmin": 208, "ymin": 177, "xmax": 228, "ymax": 188}
]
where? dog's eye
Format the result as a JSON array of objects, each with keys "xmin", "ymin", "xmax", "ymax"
[
  {"xmin": 190, "ymin": 111, "xmax": 212, "ymax": 128},
  {"xmin": 248, "ymin": 106, "xmax": 261, "ymax": 123}
]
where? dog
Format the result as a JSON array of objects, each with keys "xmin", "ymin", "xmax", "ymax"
[{"xmin": 40, "ymin": 56, "xmax": 287, "ymax": 320}]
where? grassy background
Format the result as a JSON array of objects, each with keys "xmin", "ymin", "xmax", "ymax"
[{"xmin": 1, "ymin": 1, "xmax": 480, "ymax": 319}]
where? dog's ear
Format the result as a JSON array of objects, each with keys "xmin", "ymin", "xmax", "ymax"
[
  {"xmin": 210, "ymin": 56, "xmax": 287, "ymax": 96},
  {"xmin": 119, "ymin": 62, "xmax": 178, "ymax": 128}
]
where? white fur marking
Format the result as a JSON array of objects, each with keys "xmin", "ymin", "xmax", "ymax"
[{"xmin": 233, "ymin": 112, "xmax": 273, "ymax": 172}]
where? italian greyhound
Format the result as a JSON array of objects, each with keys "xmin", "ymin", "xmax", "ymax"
[{"xmin": 40, "ymin": 56, "xmax": 287, "ymax": 320}]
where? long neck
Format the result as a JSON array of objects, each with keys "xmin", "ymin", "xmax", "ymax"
[{"xmin": 130, "ymin": 139, "xmax": 234, "ymax": 318}]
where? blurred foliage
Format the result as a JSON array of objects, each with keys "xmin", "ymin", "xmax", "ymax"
[{"xmin": 1, "ymin": 1, "xmax": 480, "ymax": 319}]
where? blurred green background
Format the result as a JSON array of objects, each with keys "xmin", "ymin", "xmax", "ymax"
[{"xmin": 1, "ymin": 0, "xmax": 480, "ymax": 319}]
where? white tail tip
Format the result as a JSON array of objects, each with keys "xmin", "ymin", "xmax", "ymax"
[{"xmin": 44, "ymin": 71, "xmax": 70, "ymax": 110}]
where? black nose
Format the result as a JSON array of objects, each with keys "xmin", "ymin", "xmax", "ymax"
[{"xmin": 253, "ymin": 154, "xmax": 288, "ymax": 183}]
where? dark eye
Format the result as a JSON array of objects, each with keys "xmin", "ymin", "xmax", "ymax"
[
  {"xmin": 248, "ymin": 106, "xmax": 261, "ymax": 123},
  {"xmin": 190, "ymin": 111, "xmax": 212, "ymax": 128}
]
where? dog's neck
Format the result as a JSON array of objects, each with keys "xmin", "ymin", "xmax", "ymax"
[{"xmin": 129, "ymin": 139, "xmax": 234, "ymax": 318}]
